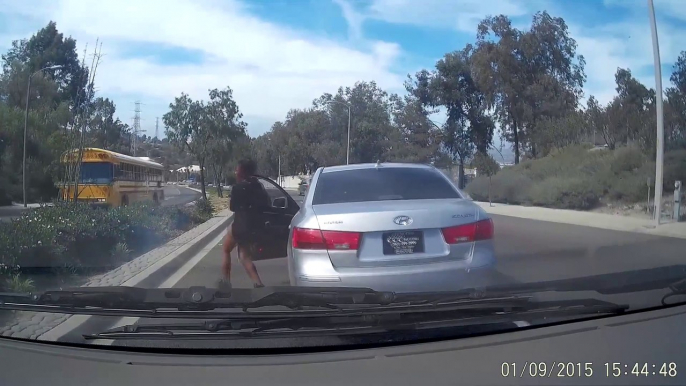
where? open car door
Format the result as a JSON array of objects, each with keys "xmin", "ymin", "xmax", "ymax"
[{"xmin": 253, "ymin": 175, "xmax": 300, "ymax": 260}]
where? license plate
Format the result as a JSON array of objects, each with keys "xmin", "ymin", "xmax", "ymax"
[{"xmin": 382, "ymin": 231, "xmax": 424, "ymax": 255}]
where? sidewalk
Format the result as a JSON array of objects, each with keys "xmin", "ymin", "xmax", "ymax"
[{"xmin": 476, "ymin": 201, "xmax": 686, "ymax": 240}]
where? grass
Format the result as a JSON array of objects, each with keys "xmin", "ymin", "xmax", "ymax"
[{"xmin": 205, "ymin": 187, "xmax": 230, "ymax": 213}]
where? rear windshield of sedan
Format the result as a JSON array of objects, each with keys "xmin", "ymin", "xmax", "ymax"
[{"xmin": 312, "ymin": 167, "xmax": 461, "ymax": 205}]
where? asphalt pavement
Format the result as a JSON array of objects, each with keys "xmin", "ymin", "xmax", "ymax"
[
  {"xmin": 162, "ymin": 185, "xmax": 202, "ymax": 207},
  {"xmin": 169, "ymin": 193, "xmax": 686, "ymax": 291},
  {"xmin": 87, "ymin": 191, "xmax": 686, "ymax": 348}
]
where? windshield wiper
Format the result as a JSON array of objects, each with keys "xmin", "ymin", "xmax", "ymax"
[
  {"xmin": 5, "ymin": 265, "xmax": 686, "ymax": 321},
  {"xmin": 84, "ymin": 297, "xmax": 626, "ymax": 340},
  {"xmin": 0, "ymin": 286, "xmax": 400, "ymax": 318},
  {"xmin": 0, "ymin": 284, "xmax": 621, "ymax": 322}
]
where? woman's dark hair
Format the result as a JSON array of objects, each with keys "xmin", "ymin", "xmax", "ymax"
[{"xmin": 237, "ymin": 159, "xmax": 257, "ymax": 176}]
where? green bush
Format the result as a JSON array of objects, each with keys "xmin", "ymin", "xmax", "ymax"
[
  {"xmin": 466, "ymin": 170, "xmax": 534, "ymax": 205},
  {"xmin": 529, "ymin": 177, "xmax": 600, "ymax": 210},
  {"xmin": 664, "ymin": 150, "xmax": 686, "ymax": 191},
  {"xmin": 0, "ymin": 201, "xmax": 210, "ymax": 278},
  {"xmin": 187, "ymin": 199, "xmax": 214, "ymax": 224},
  {"xmin": 194, "ymin": 198, "xmax": 214, "ymax": 216},
  {"xmin": 610, "ymin": 146, "xmax": 647, "ymax": 174},
  {"xmin": 465, "ymin": 177, "xmax": 490, "ymax": 201}
]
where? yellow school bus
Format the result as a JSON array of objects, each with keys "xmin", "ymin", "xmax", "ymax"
[{"xmin": 58, "ymin": 148, "xmax": 165, "ymax": 206}]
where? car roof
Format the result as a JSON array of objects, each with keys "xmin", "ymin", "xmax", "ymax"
[{"xmin": 321, "ymin": 162, "xmax": 435, "ymax": 174}]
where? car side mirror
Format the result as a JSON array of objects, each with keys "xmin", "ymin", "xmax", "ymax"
[{"xmin": 272, "ymin": 197, "xmax": 287, "ymax": 209}]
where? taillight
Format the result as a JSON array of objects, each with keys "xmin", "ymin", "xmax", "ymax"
[
  {"xmin": 292, "ymin": 228, "xmax": 360, "ymax": 250},
  {"xmin": 441, "ymin": 219, "xmax": 494, "ymax": 244},
  {"xmin": 322, "ymin": 230, "xmax": 360, "ymax": 250},
  {"xmin": 292, "ymin": 228, "xmax": 327, "ymax": 249}
]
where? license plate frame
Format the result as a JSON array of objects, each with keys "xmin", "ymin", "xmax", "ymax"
[{"xmin": 382, "ymin": 231, "xmax": 425, "ymax": 255}]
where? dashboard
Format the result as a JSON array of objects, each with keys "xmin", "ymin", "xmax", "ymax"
[{"xmin": 1, "ymin": 304, "xmax": 685, "ymax": 385}]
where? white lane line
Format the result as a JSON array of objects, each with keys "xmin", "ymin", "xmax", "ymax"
[{"xmin": 92, "ymin": 231, "xmax": 227, "ymax": 345}]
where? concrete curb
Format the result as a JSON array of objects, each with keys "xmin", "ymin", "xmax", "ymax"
[
  {"xmin": 5, "ymin": 210, "xmax": 234, "ymax": 341},
  {"xmin": 476, "ymin": 201, "xmax": 686, "ymax": 240}
]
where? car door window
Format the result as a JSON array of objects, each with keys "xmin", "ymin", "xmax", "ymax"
[
  {"xmin": 258, "ymin": 178, "xmax": 288, "ymax": 208},
  {"xmin": 254, "ymin": 176, "xmax": 300, "ymax": 212}
]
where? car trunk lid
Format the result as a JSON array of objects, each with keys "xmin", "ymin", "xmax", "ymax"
[{"xmin": 310, "ymin": 199, "xmax": 482, "ymax": 268}]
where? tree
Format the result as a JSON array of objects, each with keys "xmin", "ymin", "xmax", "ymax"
[
  {"xmin": 473, "ymin": 151, "xmax": 500, "ymax": 205},
  {"xmin": 163, "ymin": 94, "xmax": 206, "ymax": 197},
  {"xmin": 519, "ymin": 12, "xmax": 586, "ymax": 158},
  {"xmin": 665, "ymin": 51, "xmax": 686, "ymax": 150},
  {"xmin": 535, "ymin": 110, "xmax": 587, "ymax": 156},
  {"xmin": 1, "ymin": 21, "xmax": 88, "ymax": 109},
  {"xmin": 473, "ymin": 15, "xmax": 527, "ymax": 164},
  {"xmin": 317, "ymin": 82, "xmax": 395, "ymax": 164},
  {"xmin": 88, "ymin": 97, "xmax": 131, "ymax": 153},
  {"xmin": 207, "ymin": 137, "xmax": 232, "ymax": 198},
  {"xmin": 430, "ymin": 46, "xmax": 495, "ymax": 188},
  {"xmin": 164, "ymin": 87, "xmax": 246, "ymax": 199},
  {"xmin": 473, "ymin": 12, "xmax": 585, "ymax": 163},
  {"xmin": 387, "ymin": 93, "xmax": 440, "ymax": 163}
]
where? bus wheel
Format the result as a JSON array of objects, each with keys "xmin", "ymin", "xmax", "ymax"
[{"xmin": 121, "ymin": 195, "xmax": 129, "ymax": 207}]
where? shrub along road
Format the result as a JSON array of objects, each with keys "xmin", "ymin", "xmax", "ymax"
[{"xmin": 0, "ymin": 186, "xmax": 200, "ymax": 223}]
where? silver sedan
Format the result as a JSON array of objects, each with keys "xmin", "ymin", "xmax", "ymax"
[{"xmin": 286, "ymin": 163, "xmax": 496, "ymax": 293}]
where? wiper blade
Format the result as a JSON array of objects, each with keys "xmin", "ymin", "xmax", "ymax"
[
  {"xmin": 0, "ymin": 284, "xmax": 534, "ymax": 319},
  {"xmin": 85, "ymin": 298, "xmax": 627, "ymax": 340},
  {"xmin": 0, "ymin": 286, "xmax": 399, "ymax": 318},
  {"xmin": 7, "ymin": 264, "xmax": 679, "ymax": 319}
]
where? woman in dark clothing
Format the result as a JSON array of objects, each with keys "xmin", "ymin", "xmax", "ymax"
[{"xmin": 217, "ymin": 159, "xmax": 270, "ymax": 289}]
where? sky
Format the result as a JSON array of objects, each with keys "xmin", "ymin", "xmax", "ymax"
[{"xmin": 1, "ymin": 0, "xmax": 685, "ymax": 146}]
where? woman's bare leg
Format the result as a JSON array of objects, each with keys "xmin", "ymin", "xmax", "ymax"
[
  {"xmin": 238, "ymin": 245, "xmax": 264, "ymax": 287},
  {"xmin": 221, "ymin": 226, "xmax": 237, "ymax": 281}
]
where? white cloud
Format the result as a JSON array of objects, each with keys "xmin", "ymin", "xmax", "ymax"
[
  {"xmin": 0, "ymin": 0, "xmax": 405, "ymax": 136},
  {"xmin": 332, "ymin": 0, "xmax": 366, "ymax": 40},
  {"xmin": 572, "ymin": 6, "xmax": 686, "ymax": 104},
  {"xmin": 365, "ymin": 0, "xmax": 537, "ymax": 32}
]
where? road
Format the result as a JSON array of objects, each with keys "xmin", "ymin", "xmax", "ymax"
[
  {"xmin": 170, "ymin": 194, "xmax": 686, "ymax": 291},
  {"xmin": 161, "ymin": 186, "xmax": 201, "ymax": 207},
  {"xmin": 61, "ymin": 190, "xmax": 686, "ymax": 347}
]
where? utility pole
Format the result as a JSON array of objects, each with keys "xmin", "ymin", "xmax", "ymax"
[
  {"xmin": 648, "ymin": 0, "xmax": 665, "ymax": 227},
  {"xmin": 131, "ymin": 101, "xmax": 141, "ymax": 156},
  {"xmin": 325, "ymin": 100, "xmax": 352, "ymax": 165},
  {"xmin": 23, "ymin": 65, "xmax": 63, "ymax": 207},
  {"xmin": 155, "ymin": 117, "xmax": 159, "ymax": 140},
  {"xmin": 278, "ymin": 155, "xmax": 281, "ymax": 187}
]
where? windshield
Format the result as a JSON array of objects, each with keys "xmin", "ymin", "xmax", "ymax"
[
  {"xmin": 312, "ymin": 168, "xmax": 461, "ymax": 204},
  {"xmin": 1, "ymin": 0, "xmax": 685, "ymax": 353},
  {"xmin": 79, "ymin": 162, "xmax": 113, "ymax": 184}
]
